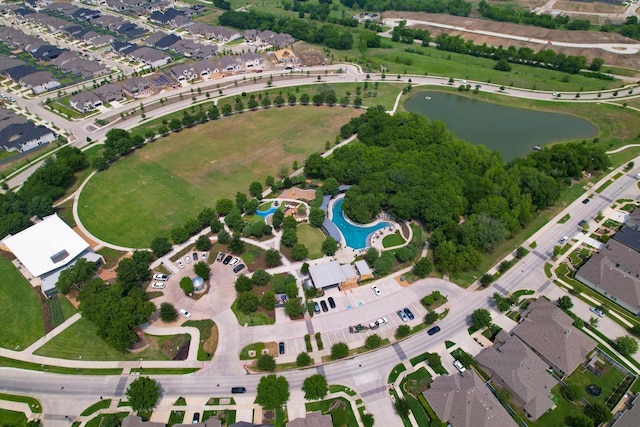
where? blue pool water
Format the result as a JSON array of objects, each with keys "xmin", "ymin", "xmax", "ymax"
[
  {"xmin": 331, "ymin": 198, "xmax": 388, "ymax": 249},
  {"xmin": 255, "ymin": 205, "xmax": 277, "ymax": 218}
]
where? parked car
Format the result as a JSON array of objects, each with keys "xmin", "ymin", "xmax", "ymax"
[
  {"xmin": 578, "ymin": 220, "xmax": 587, "ymax": 227},
  {"xmin": 279, "ymin": 342, "xmax": 285, "ymax": 355},
  {"xmin": 582, "ymin": 198, "xmax": 590, "ymax": 204},
  {"xmin": 192, "ymin": 252, "xmax": 198, "ymax": 261},
  {"xmin": 179, "ymin": 309, "xmax": 191, "ymax": 318},
  {"xmin": 453, "ymin": 360, "xmax": 466, "ymax": 373},
  {"xmin": 314, "ymin": 302, "xmax": 320, "ymax": 314},
  {"xmin": 192, "ymin": 413, "xmax": 200, "ymax": 424},
  {"xmin": 559, "ymin": 236, "xmax": 569, "ymax": 244},
  {"xmin": 377, "ymin": 317, "xmax": 388, "ymax": 325},
  {"xmin": 397, "ymin": 310, "xmax": 409, "ymax": 322},
  {"xmin": 403, "ymin": 308, "xmax": 415, "ymax": 320},
  {"xmin": 151, "ymin": 282, "xmax": 165, "ymax": 289},
  {"xmin": 178, "ymin": 260, "xmax": 185, "ymax": 269},
  {"xmin": 153, "ymin": 273, "xmax": 168, "ymax": 281},
  {"xmin": 230, "ymin": 257, "xmax": 240, "ymax": 267},
  {"xmin": 223, "ymin": 255, "xmax": 233, "ymax": 265},
  {"xmin": 185, "ymin": 255, "xmax": 191, "ymax": 264},
  {"xmin": 427, "ymin": 326, "xmax": 441, "ymax": 335},
  {"xmin": 201, "ymin": 252, "xmax": 208, "ymax": 260},
  {"xmin": 590, "ymin": 307, "xmax": 605, "ymax": 317},
  {"xmin": 328, "ymin": 297, "xmax": 336, "ymax": 309},
  {"xmin": 231, "ymin": 387, "xmax": 246, "ymax": 394},
  {"xmin": 372, "ymin": 285, "xmax": 382, "ymax": 296},
  {"xmin": 320, "ymin": 300, "xmax": 328, "ymax": 312},
  {"xmin": 233, "ymin": 264, "xmax": 245, "ymax": 273},
  {"xmin": 217, "ymin": 252, "xmax": 225, "ymax": 262}
]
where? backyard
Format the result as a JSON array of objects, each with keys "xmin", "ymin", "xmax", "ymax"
[{"xmin": 78, "ymin": 107, "xmax": 362, "ymax": 248}]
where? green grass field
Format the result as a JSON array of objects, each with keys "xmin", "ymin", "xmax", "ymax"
[
  {"xmin": 33, "ymin": 317, "xmax": 169, "ymax": 361},
  {"xmin": 0, "ymin": 409, "xmax": 27, "ymax": 427},
  {"xmin": 0, "ymin": 257, "xmax": 44, "ymax": 350},
  {"xmin": 78, "ymin": 107, "xmax": 362, "ymax": 248},
  {"xmin": 297, "ymin": 224, "xmax": 325, "ymax": 259}
]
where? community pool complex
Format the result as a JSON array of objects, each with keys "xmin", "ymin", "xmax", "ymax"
[{"xmin": 330, "ymin": 198, "xmax": 389, "ymax": 250}]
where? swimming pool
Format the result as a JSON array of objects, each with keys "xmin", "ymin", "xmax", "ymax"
[
  {"xmin": 331, "ymin": 198, "xmax": 388, "ymax": 249},
  {"xmin": 255, "ymin": 204, "xmax": 278, "ymax": 218}
]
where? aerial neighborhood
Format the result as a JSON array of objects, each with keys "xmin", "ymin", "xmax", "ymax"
[{"xmin": 1, "ymin": 0, "xmax": 640, "ymax": 427}]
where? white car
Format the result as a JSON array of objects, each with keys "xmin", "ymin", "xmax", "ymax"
[
  {"xmin": 153, "ymin": 273, "xmax": 168, "ymax": 281},
  {"xmin": 453, "ymin": 360, "xmax": 466, "ymax": 373},
  {"xmin": 177, "ymin": 260, "xmax": 185, "ymax": 269},
  {"xmin": 559, "ymin": 236, "xmax": 569, "ymax": 244},
  {"xmin": 151, "ymin": 282, "xmax": 165, "ymax": 289},
  {"xmin": 590, "ymin": 307, "xmax": 605, "ymax": 317},
  {"xmin": 185, "ymin": 255, "xmax": 191, "ymax": 264},
  {"xmin": 377, "ymin": 317, "xmax": 388, "ymax": 325},
  {"xmin": 201, "ymin": 252, "xmax": 208, "ymax": 260},
  {"xmin": 552, "ymin": 92, "xmax": 559, "ymax": 97},
  {"xmin": 179, "ymin": 309, "xmax": 191, "ymax": 319},
  {"xmin": 372, "ymin": 286, "xmax": 381, "ymax": 296}
]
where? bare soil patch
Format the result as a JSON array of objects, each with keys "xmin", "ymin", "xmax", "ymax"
[
  {"xmin": 555, "ymin": 1, "xmax": 625, "ymax": 14},
  {"xmin": 279, "ymin": 186, "xmax": 316, "ymax": 200}
]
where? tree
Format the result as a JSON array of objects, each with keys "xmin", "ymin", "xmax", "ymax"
[
  {"xmin": 160, "ymin": 302, "xmax": 178, "ymax": 322},
  {"xmin": 261, "ymin": 290, "xmax": 276, "ymax": 310},
  {"xmin": 395, "ymin": 324, "xmax": 410, "ymax": 338},
  {"xmin": 284, "ymin": 298, "xmax": 305, "ymax": 318},
  {"xmin": 290, "ymin": 243, "xmax": 308, "ymax": 261},
  {"xmin": 126, "ymin": 377, "xmax": 159, "ymax": 411},
  {"xmin": 584, "ymin": 402, "xmax": 612, "ymax": 425},
  {"xmin": 252, "ymin": 269, "xmax": 271, "ymax": 286},
  {"xmin": 256, "ymin": 374, "xmax": 290, "ymax": 410},
  {"xmin": 265, "ymin": 249, "xmax": 282, "ymax": 267},
  {"xmin": 494, "ymin": 58, "xmax": 512, "ymax": 72},
  {"xmin": 615, "ymin": 335, "xmax": 639, "ymax": 355},
  {"xmin": 171, "ymin": 227, "xmax": 189, "ymax": 244},
  {"xmin": 180, "ymin": 276, "xmax": 194, "ymax": 294},
  {"xmin": 249, "ymin": 181, "xmax": 263, "ymax": 199},
  {"xmin": 297, "ymin": 351, "xmax": 312, "ymax": 366},
  {"xmin": 216, "ymin": 198, "xmax": 234, "ymax": 216},
  {"xmin": 564, "ymin": 383, "xmax": 581, "ymax": 401},
  {"xmin": 272, "ymin": 209, "xmax": 284, "ymax": 229},
  {"xmin": 194, "ymin": 261, "xmax": 210, "ymax": 280},
  {"xmin": 557, "ymin": 296, "xmax": 574, "ymax": 310},
  {"xmin": 210, "ymin": 218, "xmax": 223, "ymax": 233},
  {"xmin": 257, "ymin": 354, "xmax": 276, "ymax": 371},
  {"xmin": 395, "ymin": 398, "xmax": 410, "ymax": 416},
  {"xmin": 470, "ymin": 309, "xmax": 492, "ymax": 330},
  {"xmin": 228, "ymin": 233, "xmax": 245, "ymax": 254},
  {"xmin": 235, "ymin": 275, "xmax": 253, "ymax": 292},
  {"xmin": 515, "ymin": 246, "xmax": 528, "ymax": 259},
  {"xmin": 424, "ymin": 311, "xmax": 439, "ymax": 325},
  {"xmin": 281, "ymin": 228, "xmax": 298, "ymax": 247},
  {"xmin": 236, "ymin": 292, "xmax": 259, "ymax": 313},
  {"xmin": 590, "ymin": 57, "xmax": 604, "ymax": 71},
  {"xmin": 364, "ymin": 247, "xmax": 379, "ymax": 266},
  {"xmin": 150, "ymin": 236, "xmax": 172, "ymax": 257},
  {"xmin": 309, "ymin": 208, "xmax": 326, "ymax": 228},
  {"xmin": 413, "ymin": 257, "xmax": 432, "ymax": 278},
  {"xmin": 302, "ymin": 374, "xmax": 328, "ymax": 400},
  {"xmin": 195, "ymin": 235, "xmax": 212, "ymax": 251},
  {"xmin": 572, "ymin": 416, "xmax": 594, "ymax": 427},
  {"xmin": 331, "ymin": 342, "xmax": 349, "ymax": 360},
  {"xmin": 493, "ymin": 293, "xmax": 513, "ymax": 312},
  {"xmin": 365, "ymin": 334, "xmax": 382, "ymax": 349},
  {"xmin": 321, "ymin": 237, "xmax": 338, "ymax": 255}
]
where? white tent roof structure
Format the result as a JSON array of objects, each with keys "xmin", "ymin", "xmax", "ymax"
[{"xmin": 2, "ymin": 214, "xmax": 89, "ymax": 277}]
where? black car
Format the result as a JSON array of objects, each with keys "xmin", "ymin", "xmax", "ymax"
[
  {"xmin": 193, "ymin": 252, "xmax": 198, "ymax": 261},
  {"xmin": 233, "ymin": 264, "xmax": 246, "ymax": 273},
  {"xmin": 314, "ymin": 302, "xmax": 320, "ymax": 313},
  {"xmin": 403, "ymin": 307, "xmax": 415, "ymax": 320},
  {"xmin": 578, "ymin": 220, "xmax": 587, "ymax": 227},
  {"xmin": 582, "ymin": 198, "xmax": 590, "ymax": 204},
  {"xmin": 223, "ymin": 254, "xmax": 233, "ymax": 265},
  {"xmin": 279, "ymin": 342, "xmax": 285, "ymax": 355},
  {"xmin": 328, "ymin": 297, "xmax": 336, "ymax": 309},
  {"xmin": 231, "ymin": 387, "xmax": 246, "ymax": 394},
  {"xmin": 427, "ymin": 326, "xmax": 441, "ymax": 335},
  {"xmin": 320, "ymin": 300, "xmax": 328, "ymax": 312},
  {"xmin": 192, "ymin": 413, "xmax": 200, "ymax": 424},
  {"xmin": 216, "ymin": 252, "xmax": 225, "ymax": 262}
]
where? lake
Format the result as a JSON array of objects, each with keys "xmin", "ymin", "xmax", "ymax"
[{"xmin": 404, "ymin": 91, "xmax": 597, "ymax": 161}]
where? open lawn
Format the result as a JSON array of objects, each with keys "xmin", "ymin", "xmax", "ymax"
[
  {"xmin": 0, "ymin": 409, "xmax": 27, "ymax": 427},
  {"xmin": 0, "ymin": 257, "xmax": 44, "ymax": 350},
  {"xmin": 78, "ymin": 107, "xmax": 362, "ymax": 248},
  {"xmin": 296, "ymin": 224, "xmax": 325, "ymax": 259},
  {"xmin": 33, "ymin": 317, "xmax": 170, "ymax": 361},
  {"xmin": 530, "ymin": 385, "xmax": 584, "ymax": 427},
  {"xmin": 565, "ymin": 363, "xmax": 625, "ymax": 406}
]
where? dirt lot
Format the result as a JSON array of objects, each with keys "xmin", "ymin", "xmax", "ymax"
[
  {"xmin": 555, "ymin": 1, "xmax": 626, "ymax": 14},
  {"xmin": 384, "ymin": 12, "xmax": 640, "ymax": 69},
  {"xmin": 294, "ymin": 43, "xmax": 329, "ymax": 66}
]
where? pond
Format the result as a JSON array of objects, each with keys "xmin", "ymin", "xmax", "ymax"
[
  {"xmin": 330, "ymin": 198, "xmax": 388, "ymax": 250},
  {"xmin": 404, "ymin": 91, "xmax": 597, "ymax": 161}
]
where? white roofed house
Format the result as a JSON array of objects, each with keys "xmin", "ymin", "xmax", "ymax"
[
  {"xmin": 1, "ymin": 214, "xmax": 104, "ymax": 297},
  {"xmin": 241, "ymin": 52, "xmax": 262, "ymax": 69},
  {"xmin": 69, "ymin": 91, "xmax": 103, "ymax": 113}
]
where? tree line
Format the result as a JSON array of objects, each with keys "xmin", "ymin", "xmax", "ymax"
[
  {"xmin": 339, "ymin": 0, "xmax": 472, "ymax": 17},
  {"xmin": 218, "ymin": 10, "xmax": 354, "ymax": 50},
  {"xmin": 305, "ymin": 106, "xmax": 608, "ymax": 274}
]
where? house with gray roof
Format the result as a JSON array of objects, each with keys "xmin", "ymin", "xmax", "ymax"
[
  {"xmin": 94, "ymin": 83, "xmax": 125, "ymax": 103},
  {"xmin": 476, "ymin": 332, "xmax": 557, "ymax": 420},
  {"xmin": 286, "ymin": 412, "xmax": 332, "ymax": 427},
  {"xmin": 0, "ymin": 122, "xmax": 56, "ymax": 153},
  {"xmin": 613, "ymin": 395, "xmax": 640, "ymax": 427},
  {"xmin": 120, "ymin": 77, "xmax": 150, "ymax": 97},
  {"xmin": 128, "ymin": 47, "xmax": 172, "ymax": 68},
  {"xmin": 19, "ymin": 71, "xmax": 61, "ymax": 94},
  {"xmin": 170, "ymin": 63, "xmax": 195, "ymax": 81},
  {"xmin": 512, "ymin": 298, "xmax": 597, "ymax": 377},
  {"xmin": 88, "ymin": 34, "xmax": 115, "ymax": 47},
  {"xmin": 193, "ymin": 60, "xmax": 215, "ymax": 77},
  {"xmin": 576, "ymin": 238, "xmax": 640, "ymax": 316},
  {"xmin": 241, "ymin": 52, "xmax": 262, "ymax": 69},
  {"xmin": 216, "ymin": 55, "xmax": 241, "ymax": 72},
  {"xmin": 69, "ymin": 91, "xmax": 102, "ymax": 113},
  {"xmin": 423, "ymin": 370, "xmax": 517, "ymax": 427}
]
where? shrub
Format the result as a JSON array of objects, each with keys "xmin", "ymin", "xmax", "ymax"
[{"xmin": 331, "ymin": 342, "xmax": 349, "ymax": 360}]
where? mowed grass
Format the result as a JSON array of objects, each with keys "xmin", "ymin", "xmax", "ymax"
[
  {"xmin": 297, "ymin": 224, "xmax": 325, "ymax": 259},
  {"xmin": 0, "ymin": 257, "xmax": 44, "ymax": 350},
  {"xmin": 78, "ymin": 107, "xmax": 363, "ymax": 248},
  {"xmin": 33, "ymin": 317, "xmax": 169, "ymax": 361}
]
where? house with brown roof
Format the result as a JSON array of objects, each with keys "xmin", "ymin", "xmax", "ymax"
[
  {"xmin": 512, "ymin": 298, "xmax": 597, "ymax": 377},
  {"xmin": 93, "ymin": 83, "xmax": 125, "ymax": 103},
  {"xmin": 576, "ymin": 238, "xmax": 640, "ymax": 316},
  {"xmin": 476, "ymin": 332, "xmax": 557, "ymax": 420},
  {"xmin": 69, "ymin": 91, "xmax": 102, "ymax": 113},
  {"xmin": 286, "ymin": 412, "xmax": 332, "ymax": 427},
  {"xmin": 423, "ymin": 370, "xmax": 517, "ymax": 427}
]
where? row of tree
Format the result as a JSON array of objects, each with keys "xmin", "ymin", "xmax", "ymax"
[{"xmin": 339, "ymin": 0, "xmax": 471, "ymax": 16}]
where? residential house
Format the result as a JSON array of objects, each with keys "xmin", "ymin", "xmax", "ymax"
[
  {"xmin": 19, "ymin": 71, "xmax": 61, "ymax": 94},
  {"xmin": 423, "ymin": 370, "xmax": 517, "ymax": 427},
  {"xmin": 256, "ymin": 30, "xmax": 294, "ymax": 48},
  {"xmin": 216, "ymin": 55, "xmax": 241, "ymax": 72},
  {"xmin": 120, "ymin": 76, "xmax": 150, "ymax": 97},
  {"xmin": 0, "ymin": 121, "xmax": 56, "ymax": 153},
  {"xmin": 274, "ymin": 48, "xmax": 297, "ymax": 66},
  {"xmin": 241, "ymin": 52, "xmax": 262, "ymax": 69},
  {"xmin": 116, "ymin": 22, "xmax": 146, "ymax": 39},
  {"xmin": 210, "ymin": 26, "xmax": 242, "ymax": 43},
  {"xmin": 94, "ymin": 83, "xmax": 125, "ymax": 103},
  {"xmin": 512, "ymin": 298, "xmax": 597, "ymax": 377},
  {"xmin": 69, "ymin": 91, "xmax": 102, "ymax": 113},
  {"xmin": 88, "ymin": 34, "xmax": 115, "ymax": 48},
  {"xmin": 128, "ymin": 47, "xmax": 172, "ymax": 68},
  {"xmin": 193, "ymin": 60, "xmax": 215, "ymax": 78},
  {"xmin": 144, "ymin": 32, "xmax": 180, "ymax": 50},
  {"xmin": 286, "ymin": 412, "xmax": 332, "ymax": 427},
  {"xmin": 170, "ymin": 62, "xmax": 195, "ymax": 81},
  {"xmin": 613, "ymin": 395, "xmax": 640, "ymax": 427},
  {"xmin": 476, "ymin": 332, "xmax": 557, "ymax": 420},
  {"xmin": 105, "ymin": 0, "xmax": 127, "ymax": 11},
  {"xmin": 149, "ymin": 7, "xmax": 184, "ymax": 25}
]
